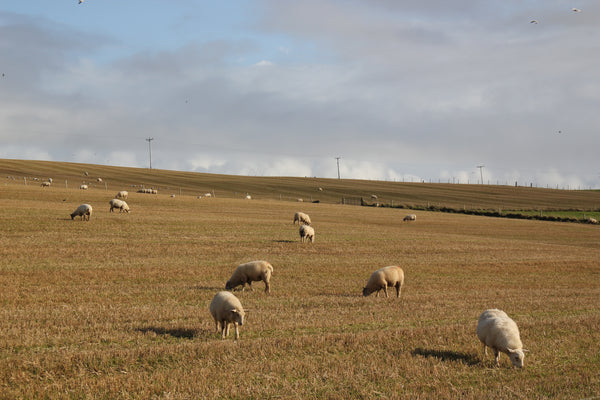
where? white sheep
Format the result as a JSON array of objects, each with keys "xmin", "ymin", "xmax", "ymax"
[
  {"xmin": 588, "ymin": 217, "xmax": 598, "ymax": 224},
  {"xmin": 299, "ymin": 224, "xmax": 315, "ymax": 243},
  {"xmin": 370, "ymin": 194, "xmax": 378, "ymax": 199},
  {"xmin": 96, "ymin": 177, "xmax": 103, "ymax": 183},
  {"xmin": 403, "ymin": 214, "xmax": 416, "ymax": 222},
  {"xmin": 79, "ymin": 184, "xmax": 88, "ymax": 190},
  {"xmin": 209, "ymin": 291, "xmax": 246, "ymax": 340},
  {"xmin": 293, "ymin": 211, "xmax": 311, "ymax": 225},
  {"xmin": 225, "ymin": 260, "xmax": 273, "ymax": 294},
  {"xmin": 476, "ymin": 309, "xmax": 527, "ymax": 368},
  {"xmin": 70, "ymin": 204, "xmax": 93, "ymax": 221},
  {"xmin": 245, "ymin": 194, "xmax": 252, "ymax": 200},
  {"xmin": 204, "ymin": 193, "xmax": 212, "ymax": 198},
  {"xmin": 109, "ymin": 198, "xmax": 130, "ymax": 213},
  {"xmin": 116, "ymin": 190, "xmax": 128, "ymax": 200},
  {"xmin": 362, "ymin": 266, "xmax": 404, "ymax": 298},
  {"xmin": 41, "ymin": 181, "xmax": 51, "ymax": 187}
]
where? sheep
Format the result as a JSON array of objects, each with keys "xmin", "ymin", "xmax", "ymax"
[
  {"xmin": 109, "ymin": 198, "xmax": 130, "ymax": 213},
  {"xmin": 116, "ymin": 190, "xmax": 128, "ymax": 200},
  {"xmin": 79, "ymin": 184, "xmax": 88, "ymax": 190},
  {"xmin": 70, "ymin": 204, "xmax": 93, "ymax": 221},
  {"xmin": 476, "ymin": 309, "xmax": 527, "ymax": 368},
  {"xmin": 41, "ymin": 181, "xmax": 51, "ymax": 187},
  {"xmin": 299, "ymin": 224, "xmax": 315, "ymax": 243},
  {"xmin": 209, "ymin": 291, "xmax": 246, "ymax": 340},
  {"xmin": 362, "ymin": 266, "xmax": 404, "ymax": 298},
  {"xmin": 48, "ymin": 178, "xmax": 53, "ymax": 183},
  {"xmin": 297, "ymin": 198, "xmax": 303, "ymax": 202},
  {"xmin": 370, "ymin": 194, "xmax": 378, "ymax": 199},
  {"xmin": 226, "ymin": 260, "xmax": 273, "ymax": 294},
  {"xmin": 588, "ymin": 217, "xmax": 598, "ymax": 224},
  {"xmin": 403, "ymin": 214, "xmax": 416, "ymax": 222},
  {"xmin": 245, "ymin": 194, "xmax": 252, "ymax": 200},
  {"xmin": 96, "ymin": 178, "xmax": 103, "ymax": 183},
  {"xmin": 293, "ymin": 211, "xmax": 311, "ymax": 225}
]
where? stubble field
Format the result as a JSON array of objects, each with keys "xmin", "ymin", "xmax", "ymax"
[{"xmin": 1, "ymin": 172, "xmax": 599, "ymax": 399}]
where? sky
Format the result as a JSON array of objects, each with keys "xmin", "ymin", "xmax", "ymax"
[{"xmin": 1, "ymin": 1, "xmax": 599, "ymax": 188}]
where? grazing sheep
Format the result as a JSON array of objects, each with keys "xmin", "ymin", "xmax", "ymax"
[
  {"xmin": 476, "ymin": 309, "xmax": 527, "ymax": 368},
  {"xmin": 403, "ymin": 214, "xmax": 417, "ymax": 222},
  {"xmin": 226, "ymin": 260, "xmax": 273, "ymax": 294},
  {"xmin": 297, "ymin": 198, "xmax": 304, "ymax": 202},
  {"xmin": 299, "ymin": 224, "xmax": 315, "ymax": 243},
  {"xmin": 96, "ymin": 178, "xmax": 103, "ymax": 183},
  {"xmin": 245, "ymin": 194, "xmax": 252, "ymax": 200},
  {"xmin": 204, "ymin": 192, "xmax": 212, "ymax": 197},
  {"xmin": 370, "ymin": 194, "xmax": 378, "ymax": 199},
  {"xmin": 588, "ymin": 217, "xmax": 598, "ymax": 224},
  {"xmin": 209, "ymin": 291, "xmax": 246, "ymax": 340},
  {"xmin": 116, "ymin": 190, "xmax": 128, "ymax": 200},
  {"xmin": 362, "ymin": 266, "xmax": 404, "ymax": 298},
  {"xmin": 109, "ymin": 198, "xmax": 130, "ymax": 213},
  {"xmin": 79, "ymin": 184, "xmax": 88, "ymax": 190},
  {"xmin": 293, "ymin": 211, "xmax": 312, "ymax": 225},
  {"xmin": 70, "ymin": 204, "xmax": 93, "ymax": 221},
  {"xmin": 41, "ymin": 181, "xmax": 51, "ymax": 187}
]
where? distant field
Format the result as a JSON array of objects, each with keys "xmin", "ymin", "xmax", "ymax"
[
  {"xmin": 2, "ymin": 158, "xmax": 600, "ymax": 212},
  {"xmin": 1, "ymin": 160, "xmax": 599, "ymax": 399}
]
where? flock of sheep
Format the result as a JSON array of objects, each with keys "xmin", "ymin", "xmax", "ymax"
[
  {"xmin": 208, "ymin": 210, "xmax": 526, "ymax": 369},
  {"xmin": 69, "ymin": 190, "xmax": 130, "ymax": 220},
  {"xmin": 65, "ymin": 181, "xmax": 525, "ymax": 368}
]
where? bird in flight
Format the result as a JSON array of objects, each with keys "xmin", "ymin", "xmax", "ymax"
[
  {"xmin": 79, "ymin": 0, "xmax": 84, "ymax": 4},
  {"xmin": 530, "ymin": 20, "xmax": 539, "ymax": 24},
  {"xmin": 572, "ymin": 8, "xmax": 581, "ymax": 12}
]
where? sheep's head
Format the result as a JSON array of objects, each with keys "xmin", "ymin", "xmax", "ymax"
[
  {"xmin": 225, "ymin": 280, "xmax": 234, "ymax": 291},
  {"xmin": 507, "ymin": 348, "xmax": 525, "ymax": 368},
  {"xmin": 230, "ymin": 309, "xmax": 244, "ymax": 326},
  {"xmin": 362, "ymin": 287, "xmax": 372, "ymax": 297}
]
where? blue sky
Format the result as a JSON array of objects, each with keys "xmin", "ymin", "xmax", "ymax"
[{"xmin": 1, "ymin": 1, "xmax": 598, "ymax": 188}]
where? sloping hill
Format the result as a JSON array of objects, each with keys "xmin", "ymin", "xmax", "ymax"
[{"xmin": 1, "ymin": 158, "xmax": 598, "ymax": 210}]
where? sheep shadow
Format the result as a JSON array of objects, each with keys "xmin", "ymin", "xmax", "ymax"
[
  {"xmin": 137, "ymin": 326, "xmax": 200, "ymax": 339},
  {"xmin": 411, "ymin": 347, "xmax": 479, "ymax": 366}
]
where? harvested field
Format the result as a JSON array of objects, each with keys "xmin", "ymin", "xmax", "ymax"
[{"xmin": 0, "ymin": 160, "xmax": 599, "ymax": 399}]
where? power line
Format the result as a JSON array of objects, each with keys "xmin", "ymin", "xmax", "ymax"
[
  {"xmin": 477, "ymin": 165, "xmax": 485, "ymax": 184},
  {"xmin": 146, "ymin": 137, "xmax": 154, "ymax": 169}
]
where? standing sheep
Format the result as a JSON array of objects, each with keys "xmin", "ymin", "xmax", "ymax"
[
  {"xmin": 299, "ymin": 224, "xmax": 315, "ymax": 243},
  {"xmin": 225, "ymin": 260, "xmax": 273, "ymax": 294},
  {"xmin": 293, "ymin": 212, "xmax": 311, "ymax": 225},
  {"xmin": 41, "ymin": 181, "xmax": 51, "ymax": 187},
  {"xmin": 116, "ymin": 190, "xmax": 128, "ymax": 200},
  {"xmin": 70, "ymin": 204, "xmax": 93, "ymax": 221},
  {"xmin": 109, "ymin": 198, "xmax": 130, "ymax": 213},
  {"xmin": 209, "ymin": 291, "xmax": 246, "ymax": 340},
  {"xmin": 476, "ymin": 309, "xmax": 527, "ymax": 368},
  {"xmin": 79, "ymin": 184, "xmax": 88, "ymax": 190},
  {"xmin": 403, "ymin": 214, "xmax": 417, "ymax": 222},
  {"xmin": 362, "ymin": 266, "xmax": 404, "ymax": 298}
]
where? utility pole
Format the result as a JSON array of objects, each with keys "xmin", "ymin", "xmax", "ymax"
[
  {"xmin": 146, "ymin": 137, "xmax": 154, "ymax": 169},
  {"xmin": 477, "ymin": 165, "xmax": 484, "ymax": 184},
  {"xmin": 335, "ymin": 157, "xmax": 341, "ymax": 179}
]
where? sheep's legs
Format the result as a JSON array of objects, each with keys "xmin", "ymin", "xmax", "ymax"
[
  {"xmin": 234, "ymin": 323, "xmax": 240, "ymax": 340},
  {"xmin": 494, "ymin": 349, "xmax": 500, "ymax": 366}
]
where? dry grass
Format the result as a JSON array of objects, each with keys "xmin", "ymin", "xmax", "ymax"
[{"xmin": 1, "ymin": 161, "xmax": 599, "ymax": 399}]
